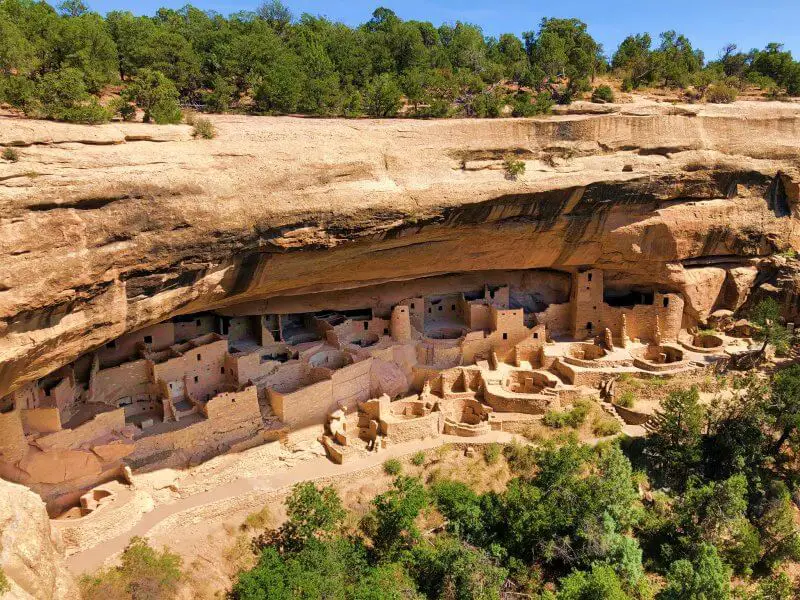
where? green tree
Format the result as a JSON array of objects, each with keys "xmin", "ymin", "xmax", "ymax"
[
  {"xmin": 647, "ymin": 387, "xmax": 704, "ymax": 489},
  {"xmin": 124, "ymin": 68, "xmax": 182, "ymax": 123},
  {"xmin": 411, "ymin": 536, "xmax": 507, "ymax": 600},
  {"xmin": 526, "ymin": 18, "xmax": 602, "ymax": 97},
  {"xmin": 256, "ymin": 0, "xmax": 292, "ymax": 32},
  {"xmin": 768, "ymin": 365, "xmax": 800, "ymax": 453},
  {"xmin": 365, "ymin": 476, "xmax": 428, "ymax": 559},
  {"xmin": 750, "ymin": 298, "xmax": 791, "ymax": 358},
  {"xmin": 57, "ymin": 0, "xmax": 87, "ymax": 17},
  {"xmin": 657, "ymin": 543, "xmax": 731, "ymax": 600},
  {"xmin": 653, "ymin": 31, "xmax": 703, "ymax": 88},
  {"xmin": 556, "ymin": 564, "xmax": 632, "ymax": 600},
  {"xmin": 612, "ymin": 34, "xmax": 655, "ymax": 89},
  {"xmin": 252, "ymin": 54, "xmax": 303, "ymax": 113},
  {"xmin": 279, "ymin": 482, "xmax": 346, "ymax": 552},
  {"xmin": 81, "ymin": 537, "xmax": 183, "ymax": 600},
  {"xmin": 364, "ymin": 73, "xmax": 402, "ymax": 117}
]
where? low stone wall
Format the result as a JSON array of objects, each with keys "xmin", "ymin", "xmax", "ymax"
[
  {"xmin": 382, "ymin": 411, "xmax": 442, "ymax": 443},
  {"xmin": 612, "ymin": 403, "xmax": 653, "ymax": 426},
  {"xmin": 128, "ymin": 387, "xmax": 262, "ymax": 469}
]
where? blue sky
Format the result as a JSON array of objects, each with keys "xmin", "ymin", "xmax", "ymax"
[{"xmin": 87, "ymin": 0, "xmax": 800, "ymax": 59}]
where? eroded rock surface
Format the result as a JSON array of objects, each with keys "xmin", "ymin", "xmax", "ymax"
[
  {"xmin": 0, "ymin": 478, "xmax": 78, "ymax": 599},
  {"xmin": 1, "ymin": 101, "xmax": 800, "ymax": 398}
]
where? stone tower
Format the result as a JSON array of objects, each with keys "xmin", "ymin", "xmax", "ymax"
[{"xmin": 390, "ymin": 305, "xmax": 412, "ymax": 342}]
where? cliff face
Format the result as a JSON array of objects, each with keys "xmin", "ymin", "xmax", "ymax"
[
  {"xmin": 0, "ymin": 479, "xmax": 79, "ymax": 599},
  {"xmin": 1, "ymin": 100, "xmax": 800, "ymax": 397}
]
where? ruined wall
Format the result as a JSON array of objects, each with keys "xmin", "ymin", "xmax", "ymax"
[
  {"xmin": 534, "ymin": 302, "xmax": 572, "ymax": 336},
  {"xmin": 174, "ymin": 315, "xmax": 215, "ymax": 343},
  {"xmin": 0, "ymin": 410, "xmax": 27, "ymax": 464},
  {"xmin": 129, "ymin": 386, "xmax": 261, "ymax": 468},
  {"xmin": 269, "ymin": 379, "xmax": 334, "ymax": 429},
  {"xmin": 91, "ymin": 359, "xmax": 154, "ymax": 407},
  {"xmin": 21, "ymin": 408, "xmax": 61, "ymax": 435},
  {"xmin": 98, "ymin": 323, "xmax": 174, "ymax": 367},
  {"xmin": 331, "ymin": 358, "xmax": 373, "ymax": 409}
]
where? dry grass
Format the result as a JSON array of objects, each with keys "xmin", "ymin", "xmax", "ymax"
[{"xmin": 242, "ymin": 505, "xmax": 273, "ymax": 531}]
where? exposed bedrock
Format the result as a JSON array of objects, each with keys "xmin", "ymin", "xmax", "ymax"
[{"xmin": 1, "ymin": 101, "xmax": 800, "ymax": 397}]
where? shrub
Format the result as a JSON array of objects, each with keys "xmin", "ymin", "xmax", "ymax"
[
  {"xmin": 364, "ymin": 73, "xmax": 402, "ymax": 117},
  {"xmin": 108, "ymin": 98, "xmax": 136, "ymax": 121},
  {"xmin": 383, "ymin": 458, "xmax": 402, "ymax": 476},
  {"xmin": 0, "ymin": 569, "xmax": 8, "ymax": 594},
  {"xmin": 150, "ymin": 96, "xmax": 183, "ymax": 125},
  {"xmin": 125, "ymin": 69, "xmax": 182, "ymax": 124},
  {"xmin": 593, "ymin": 415, "xmax": 622, "ymax": 437},
  {"xmin": 411, "ymin": 451, "xmax": 426, "ymax": 466},
  {"xmin": 51, "ymin": 98, "xmax": 110, "ymax": 124},
  {"xmin": 544, "ymin": 399, "xmax": 591, "ymax": 429},
  {"xmin": 80, "ymin": 537, "xmax": 182, "ymax": 600},
  {"xmin": 2, "ymin": 147, "xmax": 19, "ymax": 162},
  {"xmin": 191, "ymin": 117, "xmax": 216, "ymax": 139},
  {"xmin": 243, "ymin": 505, "xmax": 273, "ymax": 530},
  {"xmin": 483, "ymin": 443, "xmax": 502, "ymax": 465},
  {"xmin": 616, "ymin": 390, "xmax": 636, "ymax": 408},
  {"xmin": 705, "ymin": 82, "xmax": 738, "ymax": 104},
  {"xmin": 503, "ymin": 156, "xmax": 526, "ymax": 180},
  {"xmin": 591, "ymin": 84, "xmax": 615, "ymax": 103}
]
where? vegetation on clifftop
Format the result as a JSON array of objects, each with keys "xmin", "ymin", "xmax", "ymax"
[{"xmin": 1, "ymin": 0, "xmax": 800, "ymax": 123}]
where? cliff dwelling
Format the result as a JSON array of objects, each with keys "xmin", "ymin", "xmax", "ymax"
[{"xmin": 0, "ymin": 266, "xmax": 743, "ymax": 513}]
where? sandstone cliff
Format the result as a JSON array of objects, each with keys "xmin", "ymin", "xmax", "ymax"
[
  {"xmin": 1, "ymin": 100, "xmax": 799, "ymax": 397},
  {"xmin": 0, "ymin": 478, "xmax": 78, "ymax": 599}
]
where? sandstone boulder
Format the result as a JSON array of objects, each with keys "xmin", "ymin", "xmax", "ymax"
[
  {"xmin": 682, "ymin": 267, "xmax": 727, "ymax": 322},
  {"xmin": 0, "ymin": 478, "xmax": 79, "ymax": 600},
  {"xmin": 18, "ymin": 449, "xmax": 102, "ymax": 485}
]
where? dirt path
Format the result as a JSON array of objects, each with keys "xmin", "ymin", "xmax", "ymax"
[{"xmin": 66, "ymin": 431, "xmax": 520, "ymax": 575}]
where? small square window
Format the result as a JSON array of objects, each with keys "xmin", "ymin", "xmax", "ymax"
[
  {"xmin": 451, "ymin": 304, "xmax": 456, "ymax": 311},
  {"xmin": 588, "ymin": 273, "xmax": 593, "ymax": 282},
  {"xmin": 363, "ymin": 322, "xmax": 369, "ymax": 330},
  {"xmin": 438, "ymin": 306, "xmax": 443, "ymax": 311},
  {"xmin": 196, "ymin": 353, "xmax": 201, "ymax": 361},
  {"xmin": 410, "ymin": 303, "xmax": 415, "ymax": 309},
  {"xmin": 143, "ymin": 335, "xmax": 153, "ymax": 344},
  {"xmin": 663, "ymin": 297, "xmax": 670, "ymax": 307},
  {"xmin": 428, "ymin": 308, "xmax": 432, "ymax": 313},
  {"xmin": 221, "ymin": 366, "xmax": 225, "ymax": 374},
  {"xmin": 533, "ymin": 332, "xmax": 539, "ymax": 339},
  {"xmin": 383, "ymin": 328, "xmax": 389, "ymax": 335},
  {"xmin": 502, "ymin": 333, "xmax": 508, "ymax": 340},
  {"xmin": 194, "ymin": 376, "xmax": 199, "ymax": 383}
]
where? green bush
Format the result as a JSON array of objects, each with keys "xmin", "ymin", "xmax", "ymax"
[
  {"xmin": 544, "ymin": 399, "xmax": 592, "ymax": 429},
  {"xmin": 503, "ymin": 156, "xmax": 526, "ymax": 180},
  {"xmin": 592, "ymin": 415, "xmax": 622, "ymax": 437},
  {"xmin": 109, "ymin": 98, "xmax": 136, "ymax": 121},
  {"xmin": 364, "ymin": 73, "xmax": 402, "ymax": 117},
  {"xmin": 0, "ymin": 568, "xmax": 8, "ymax": 595},
  {"xmin": 80, "ymin": 537, "xmax": 182, "ymax": 600},
  {"xmin": 591, "ymin": 84, "xmax": 615, "ymax": 103},
  {"xmin": 383, "ymin": 458, "xmax": 402, "ymax": 476},
  {"xmin": 616, "ymin": 390, "xmax": 636, "ymax": 408},
  {"xmin": 511, "ymin": 91, "xmax": 555, "ymax": 117},
  {"xmin": 50, "ymin": 98, "xmax": 110, "ymax": 124},
  {"xmin": 2, "ymin": 147, "xmax": 19, "ymax": 162},
  {"xmin": 125, "ymin": 69, "xmax": 182, "ymax": 124},
  {"xmin": 410, "ymin": 451, "xmax": 426, "ymax": 466},
  {"xmin": 191, "ymin": 117, "xmax": 216, "ymax": 139},
  {"xmin": 483, "ymin": 443, "xmax": 502, "ymax": 465},
  {"xmin": 705, "ymin": 82, "xmax": 738, "ymax": 103}
]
